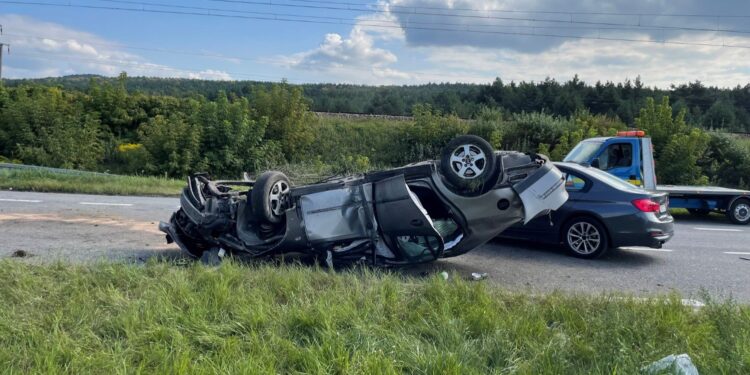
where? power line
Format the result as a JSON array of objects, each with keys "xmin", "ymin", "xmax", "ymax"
[
  {"xmin": 283, "ymin": 0, "xmax": 750, "ymax": 19},
  {"xmin": 4, "ymin": 1, "xmax": 750, "ymax": 49},
  {"xmin": 210, "ymin": 0, "xmax": 750, "ymax": 35},
  {"xmin": 94, "ymin": 0, "xmax": 750, "ymax": 36}
]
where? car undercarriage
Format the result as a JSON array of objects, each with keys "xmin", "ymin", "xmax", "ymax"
[{"xmin": 159, "ymin": 135, "xmax": 568, "ymax": 266}]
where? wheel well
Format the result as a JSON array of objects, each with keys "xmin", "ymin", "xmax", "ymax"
[
  {"xmin": 559, "ymin": 213, "xmax": 613, "ymax": 248},
  {"xmin": 730, "ymin": 197, "xmax": 750, "ymax": 207}
]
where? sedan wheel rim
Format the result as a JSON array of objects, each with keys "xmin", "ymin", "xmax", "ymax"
[
  {"xmin": 269, "ymin": 181, "xmax": 290, "ymax": 217},
  {"xmin": 735, "ymin": 203, "xmax": 750, "ymax": 222},
  {"xmin": 449, "ymin": 144, "xmax": 486, "ymax": 180},
  {"xmin": 567, "ymin": 222, "xmax": 601, "ymax": 255}
]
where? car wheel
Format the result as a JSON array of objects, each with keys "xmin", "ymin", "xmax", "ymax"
[
  {"xmin": 439, "ymin": 135, "xmax": 497, "ymax": 190},
  {"xmin": 727, "ymin": 198, "xmax": 750, "ymax": 225},
  {"xmin": 563, "ymin": 217, "xmax": 609, "ymax": 259},
  {"xmin": 688, "ymin": 208, "xmax": 711, "ymax": 217},
  {"xmin": 251, "ymin": 171, "xmax": 291, "ymax": 224}
]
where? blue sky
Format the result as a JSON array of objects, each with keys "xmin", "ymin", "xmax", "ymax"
[{"xmin": 1, "ymin": 0, "xmax": 750, "ymax": 87}]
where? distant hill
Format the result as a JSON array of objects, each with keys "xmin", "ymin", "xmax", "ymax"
[{"xmin": 5, "ymin": 74, "xmax": 750, "ymax": 131}]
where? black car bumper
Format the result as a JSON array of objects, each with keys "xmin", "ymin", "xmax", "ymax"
[{"xmin": 608, "ymin": 212, "xmax": 674, "ymax": 249}]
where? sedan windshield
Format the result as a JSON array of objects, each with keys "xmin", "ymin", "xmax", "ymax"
[{"xmin": 564, "ymin": 141, "xmax": 603, "ymax": 164}]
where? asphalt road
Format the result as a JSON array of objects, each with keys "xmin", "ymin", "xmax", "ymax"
[{"xmin": 2, "ymin": 190, "xmax": 749, "ymax": 301}]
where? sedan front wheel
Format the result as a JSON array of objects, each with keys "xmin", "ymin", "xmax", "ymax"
[{"xmin": 563, "ymin": 217, "xmax": 609, "ymax": 259}]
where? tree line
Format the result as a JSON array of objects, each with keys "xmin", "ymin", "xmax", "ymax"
[
  {"xmin": 1, "ymin": 74, "xmax": 749, "ymax": 189},
  {"xmin": 8, "ymin": 75, "xmax": 750, "ymax": 132}
]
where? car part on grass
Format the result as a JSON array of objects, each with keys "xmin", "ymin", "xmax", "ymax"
[
  {"xmin": 159, "ymin": 136, "xmax": 568, "ymax": 267},
  {"xmin": 641, "ymin": 353, "xmax": 699, "ymax": 375}
]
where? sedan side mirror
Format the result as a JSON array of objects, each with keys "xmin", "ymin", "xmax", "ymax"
[{"xmin": 590, "ymin": 158, "xmax": 600, "ymax": 169}]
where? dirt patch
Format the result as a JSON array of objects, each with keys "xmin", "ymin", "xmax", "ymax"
[{"xmin": 0, "ymin": 213, "xmax": 164, "ymax": 235}]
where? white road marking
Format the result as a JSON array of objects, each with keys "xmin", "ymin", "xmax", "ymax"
[
  {"xmin": 694, "ymin": 227, "xmax": 743, "ymax": 232},
  {"xmin": 78, "ymin": 202, "xmax": 133, "ymax": 207},
  {"xmin": 724, "ymin": 252, "xmax": 750, "ymax": 255},
  {"xmin": 621, "ymin": 247, "xmax": 674, "ymax": 252},
  {"xmin": 0, "ymin": 198, "xmax": 42, "ymax": 203}
]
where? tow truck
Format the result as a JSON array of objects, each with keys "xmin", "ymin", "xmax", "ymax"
[{"xmin": 564, "ymin": 130, "xmax": 750, "ymax": 225}]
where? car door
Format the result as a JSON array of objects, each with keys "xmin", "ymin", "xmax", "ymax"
[
  {"xmin": 511, "ymin": 168, "xmax": 590, "ymax": 241},
  {"xmin": 374, "ymin": 174, "xmax": 444, "ymax": 263}
]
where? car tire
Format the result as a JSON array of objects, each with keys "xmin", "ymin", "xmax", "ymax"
[
  {"xmin": 727, "ymin": 198, "xmax": 750, "ymax": 225},
  {"xmin": 562, "ymin": 217, "xmax": 609, "ymax": 259},
  {"xmin": 440, "ymin": 135, "xmax": 497, "ymax": 190},
  {"xmin": 688, "ymin": 208, "xmax": 711, "ymax": 217},
  {"xmin": 251, "ymin": 171, "xmax": 291, "ymax": 224}
]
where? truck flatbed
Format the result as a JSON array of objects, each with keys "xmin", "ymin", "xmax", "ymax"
[{"xmin": 657, "ymin": 185, "xmax": 750, "ymax": 196}]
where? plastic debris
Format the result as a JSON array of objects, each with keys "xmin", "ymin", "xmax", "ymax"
[
  {"xmin": 470, "ymin": 272, "xmax": 488, "ymax": 281},
  {"xmin": 641, "ymin": 354, "xmax": 699, "ymax": 375},
  {"xmin": 200, "ymin": 248, "xmax": 223, "ymax": 266},
  {"xmin": 439, "ymin": 271, "xmax": 449, "ymax": 280}
]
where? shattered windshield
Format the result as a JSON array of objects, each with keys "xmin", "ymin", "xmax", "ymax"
[{"xmin": 563, "ymin": 141, "xmax": 603, "ymax": 164}]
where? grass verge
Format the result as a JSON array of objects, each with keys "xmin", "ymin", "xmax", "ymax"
[
  {"xmin": 0, "ymin": 169, "xmax": 184, "ymax": 196},
  {"xmin": 1, "ymin": 260, "xmax": 748, "ymax": 373}
]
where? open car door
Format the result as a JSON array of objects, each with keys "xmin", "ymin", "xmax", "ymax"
[
  {"xmin": 374, "ymin": 174, "xmax": 444, "ymax": 263},
  {"xmin": 513, "ymin": 162, "xmax": 568, "ymax": 224}
]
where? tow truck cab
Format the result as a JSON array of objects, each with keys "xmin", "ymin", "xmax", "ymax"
[
  {"xmin": 564, "ymin": 130, "xmax": 750, "ymax": 225},
  {"xmin": 563, "ymin": 130, "xmax": 657, "ymax": 189}
]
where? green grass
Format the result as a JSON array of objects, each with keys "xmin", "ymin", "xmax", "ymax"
[
  {"xmin": 1, "ymin": 260, "xmax": 748, "ymax": 373},
  {"xmin": 0, "ymin": 169, "xmax": 184, "ymax": 196}
]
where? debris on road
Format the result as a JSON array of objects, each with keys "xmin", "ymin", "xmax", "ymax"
[
  {"xmin": 642, "ymin": 354, "xmax": 699, "ymax": 375},
  {"xmin": 470, "ymin": 272, "xmax": 488, "ymax": 281},
  {"xmin": 11, "ymin": 249, "xmax": 30, "ymax": 258}
]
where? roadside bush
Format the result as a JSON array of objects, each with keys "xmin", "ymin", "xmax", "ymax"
[
  {"xmin": 700, "ymin": 133, "xmax": 750, "ymax": 189},
  {"xmin": 403, "ymin": 104, "xmax": 469, "ymax": 162}
]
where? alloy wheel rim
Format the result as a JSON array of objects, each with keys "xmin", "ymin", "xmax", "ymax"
[
  {"xmin": 269, "ymin": 180, "xmax": 290, "ymax": 217},
  {"xmin": 567, "ymin": 222, "xmax": 601, "ymax": 255},
  {"xmin": 735, "ymin": 203, "xmax": 750, "ymax": 222},
  {"xmin": 449, "ymin": 144, "xmax": 486, "ymax": 179}
]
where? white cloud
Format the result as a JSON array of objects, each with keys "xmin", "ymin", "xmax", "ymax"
[
  {"xmin": 1, "ymin": 14, "xmax": 233, "ymax": 80},
  {"xmin": 279, "ymin": 26, "xmax": 412, "ymax": 84},
  {"xmin": 383, "ymin": 0, "xmax": 750, "ymax": 52},
  {"xmin": 285, "ymin": 27, "xmax": 398, "ymax": 70},
  {"xmin": 276, "ymin": 0, "xmax": 750, "ymax": 86},
  {"xmin": 423, "ymin": 34, "xmax": 750, "ymax": 87},
  {"xmin": 354, "ymin": 1, "xmax": 405, "ymax": 41}
]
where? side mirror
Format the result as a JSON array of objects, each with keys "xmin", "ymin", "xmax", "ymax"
[{"xmin": 590, "ymin": 158, "xmax": 600, "ymax": 169}]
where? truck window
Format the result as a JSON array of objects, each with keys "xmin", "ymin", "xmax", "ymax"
[
  {"xmin": 600, "ymin": 143, "xmax": 632, "ymax": 170},
  {"xmin": 564, "ymin": 141, "xmax": 603, "ymax": 163}
]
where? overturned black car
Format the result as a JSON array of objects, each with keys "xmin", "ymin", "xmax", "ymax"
[{"xmin": 159, "ymin": 135, "xmax": 568, "ymax": 266}]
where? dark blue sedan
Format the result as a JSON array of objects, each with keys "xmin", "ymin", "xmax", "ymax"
[{"xmin": 498, "ymin": 162, "xmax": 674, "ymax": 258}]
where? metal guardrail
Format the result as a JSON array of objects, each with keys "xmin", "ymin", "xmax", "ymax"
[{"xmin": 0, "ymin": 163, "xmax": 115, "ymax": 177}]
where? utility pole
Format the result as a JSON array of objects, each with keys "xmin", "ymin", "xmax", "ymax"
[
  {"xmin": 0, "ymin": 43, "xmax": 9, "ymax": 80},
  {"xmin": 0, "ymin": 25, "xmax": 7, "ymax": 80}
]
